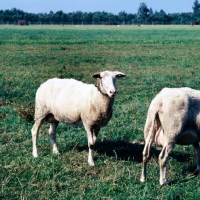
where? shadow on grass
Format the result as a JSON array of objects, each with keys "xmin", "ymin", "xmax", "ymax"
[
  {"xmin": 68, "ymin": 140, "xmax": 144, "ymax": 162},
  {"xmin": 61, "ymin": 139, "xmax": 198, "ymax": 185},
  {"xmin": 76, "ymin": 140, "xmax": 192, "ymax": 163},
  {"xmin": 76, "ymin": 140, "xmax": 146, "ymax": 163},
  {"xmin": 94, "ymin": 140, "xmax": 144, "ymax": 162}
]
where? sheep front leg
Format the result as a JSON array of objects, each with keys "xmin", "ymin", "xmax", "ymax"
[
  {"xmin": 31, "ymin": 118, "xmax": 43, "ymax": 157},
  {"xmin": 193, "ymin": 143, "xmax": 200, "ymax": 173},
  {"xmin": 158, "ymin": 142, "xmax": 174, "ymax": 186},
  {"xmin": 92, "ymin": 128, "xmax": 99, "ymax": 146},
  {"xmin": 88, "ymin": 130, "xmax": 95, "ymax": 166},
  {"xmin": 49, "ymin": 122, "xmax": 59, "ymax": 155},
  {"xmin": 85, "ymin": 125, "xmax": 100, "ymax": 166}
]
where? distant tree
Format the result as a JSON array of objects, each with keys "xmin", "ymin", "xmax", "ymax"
[
  {"xmin": 153, "ymin": 9, "xmax": 168, "ymax": 24},
  {"xmin": 118, "ymin": 11, "xmax": 127, "ymax": 23},
  {"xmin": 193, "ymin": 0, "xmax": 200, "ymax": 13},
  {"xmin": 99, "ymin": 11, "xmax": 108, "ymax": 23},
  {"xmin": 107, "ymin": 13, "xmax": 116, "ymax": 24},
  {"xmin": 126, "ymin": 13, "xmax": 136, "ymax": 24},
  {"xmin": 168, "ymin": 13, "xmax": 183, "ymax": 24},
  {"xmin": 54, "ymin": 10, "xmax": 64, "ymax": 22},
  {"xmin": 193, "ymin": 0, "xmax": 200, "ymax": 22},
  {"xmin": 0, "ymin": 5, "xmax": 197, "ymax": 25},
  {"xmin": 180, "ymin": 12, "xmax": 193, "ymax": 24},
  {"xmin": 81, "ymin": 12, "xmax": 91, "ymax": 24},
  {"xmin": 48, "ymin": 11, "xmax": 54, "ymax": 23},
  {"xmin": 148, "ymin": 8, "xmax": 154, "ymax": 22},
  {"xmin": 73, "ymin": 11, "xmax": 83, "ymax": 23},
  {"xmin": 92, "ymin": 12, "xmax": 101, "ymax": 24},
  {"xmin": 83, "ymin": 12, "xmax": 93, "ymax": 24},
  {"xmin": 68, "ymin": 12, "xmax": 74, "ymax": 24},
  {"xmin": 137, "ymin": 2, "xmax": 149, "ymax": 23}
]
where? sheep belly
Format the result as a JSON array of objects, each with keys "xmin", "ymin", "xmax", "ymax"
[{"xmin": 51, "ymin": 102, "xmax": 83, "ymax": 125}]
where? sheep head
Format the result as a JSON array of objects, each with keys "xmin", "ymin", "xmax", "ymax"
[{"xmin": 92, "ymin": 70, "xmax": 126, "ymax": 98}]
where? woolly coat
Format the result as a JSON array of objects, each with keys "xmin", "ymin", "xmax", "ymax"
[
  {"xmin": 145, "ymin": 87, "xmax": 200, "ymax": 145},
  {"xmin": 34, "ymin": 78, "xmax": 114, "ymax": 129}
]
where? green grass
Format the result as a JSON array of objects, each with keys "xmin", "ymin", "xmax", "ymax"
[{"xmin": 1, "ymin": 25, "xmax": 200, "ymax": 199}]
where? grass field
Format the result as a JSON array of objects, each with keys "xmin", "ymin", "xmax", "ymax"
[{"xmin": 1, "ymin": 25, "xmax": 200, "ymax": 199}]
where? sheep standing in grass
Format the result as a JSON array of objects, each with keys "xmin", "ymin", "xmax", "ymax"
[
  {"xmin": 31, "ymin": 70, "xmax": 126, "ymax": 166},
  {"xmin": 140, "ymin": 87, "xmax": 200, "ymax": 185}
]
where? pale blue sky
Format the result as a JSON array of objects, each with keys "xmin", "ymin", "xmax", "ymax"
[{"xmin": 0, "ymin": 0, "xmax": 195, "ymax": 14}]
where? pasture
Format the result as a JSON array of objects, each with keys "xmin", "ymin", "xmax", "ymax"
[{"xmin": 1, "ymin": 25, "xmax": 200, "ymax": 199}]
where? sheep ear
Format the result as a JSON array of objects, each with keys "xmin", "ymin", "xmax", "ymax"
[
  {"xmin": 92, "ymin": 72, "xmax": 101, "ymax": 79},
  {"xmin": 114, "ymin": 71, "xmax": 126, "ymax": 78}
]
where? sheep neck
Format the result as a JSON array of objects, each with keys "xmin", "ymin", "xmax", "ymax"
[{"xmin": 95, "ymin": 78, "xmax": 104, "ymax": 95}]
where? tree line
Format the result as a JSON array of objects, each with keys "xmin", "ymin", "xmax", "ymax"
[{"xmin": 0, "ymin": 0, "xmax": 200, "ymax": 25}]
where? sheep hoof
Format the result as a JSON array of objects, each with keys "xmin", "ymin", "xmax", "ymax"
[
  {"xmin": 140, "ymin": 177, "xmax": 146, "ymax": 183},
  {"xmin": 32, "ymin": 152, "xmax": 38, "ymax": 158},
  {"xmin": 53, "ymin": 149, "xmax": 60, "ymax": 155},
  {"xmin": 88, "ymin": 161, "xmax": 95, "ymax": 167},
  {"xmin": 160, "ymin": 180, "xmax": 168, "ymax": 186}
]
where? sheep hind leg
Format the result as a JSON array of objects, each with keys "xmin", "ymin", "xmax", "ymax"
[
  {"xmin": 140, "ymin": 133, "xmax": 154, "ymax": 183},
  {"xmin": 193, "ymin": 143, "xmax": 200, "ymax": 174},
  {"xmin": 31, "ymin": 118, "xmax": 43, "ymax": 157},
  {"xmin": 49, "ymin": 121, "xmax": 59, "ymax": 155},
  {"xmin": 159, "ymin": 142, "xmax": 174, "ymax": 186}
]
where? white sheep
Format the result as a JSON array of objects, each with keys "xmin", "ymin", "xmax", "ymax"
[
  {"xmin": 140, "ymin": 87, "xmax": 200, "ymax": 185},
  {"xmin": 31, "ymin": 70, "xmax": 126, "ymax": 166}
]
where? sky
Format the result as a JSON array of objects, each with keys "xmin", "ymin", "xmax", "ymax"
[{"xmin": 0, "ymin": 0, "xmax": 195, "ymax": 14}]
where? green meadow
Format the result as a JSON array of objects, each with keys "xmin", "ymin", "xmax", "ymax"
[{"xmin": 1, "ymin": 25, "xmax": 200, "ymax": 199}]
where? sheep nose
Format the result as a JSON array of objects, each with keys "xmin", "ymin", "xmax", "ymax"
[{"xmin": 110, "ymin": 90, "xmax": 116, "ymax": 96}]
